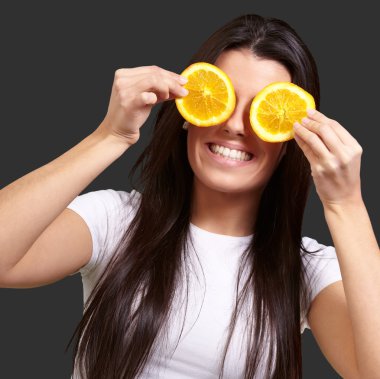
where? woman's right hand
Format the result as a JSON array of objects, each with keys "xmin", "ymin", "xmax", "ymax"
[{"xmin": 98, "ymin": 65, "xmax": 188, "ymax": 146}]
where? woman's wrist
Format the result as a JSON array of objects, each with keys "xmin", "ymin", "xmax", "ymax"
[
  {"xmin": 324, "ymin": 199, "xmax": 368, "ymax": 229},
  {"xmin": 93, "ymin": 122, "xmax": 136, "ymax": 150},
  {"xmin": 322, "ymin": 194, "xmax": 366, "ymax": 214}
]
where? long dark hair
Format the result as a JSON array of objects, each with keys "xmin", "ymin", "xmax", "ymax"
[{"xmin": 67, "ymin": 14, "xmax": 320, "ymax": 378}]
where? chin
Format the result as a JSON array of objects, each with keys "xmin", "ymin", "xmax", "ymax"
[{"xmin": 196, "ymin": 174, "xmax": 262, "ymax": 195}]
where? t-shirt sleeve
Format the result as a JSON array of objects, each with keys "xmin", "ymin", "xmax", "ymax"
[
  {"xmin": 300, "ymin": 236, "xmax": 343, "ymax": 333},
  {"xmin": 66, "ymin": 188, "xmax": 139, "ymax": 277}
]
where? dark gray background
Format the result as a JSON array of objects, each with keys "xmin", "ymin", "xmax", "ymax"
[{"xmin": 0, "ymin": 1, "xmax": 378, "ymax": 378}]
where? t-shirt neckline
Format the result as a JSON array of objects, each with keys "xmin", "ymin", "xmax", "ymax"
[{"xmin": 190, "ymin": 222, "xmax": 254, "ymax": 241}]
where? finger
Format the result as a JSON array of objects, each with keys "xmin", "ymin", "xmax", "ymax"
[
  {"xmin": 306, "ymin": 109, "xmax": 357, "ymax": 146},
  {"xmin": 148, "ymin": 76, "xmax": 188, "ymax": 100},
  {"xmin": 114, "ymin": 69, "xmax": 188, "ymax": 103},
  {"xmin": 140, "ymin": 92, "xmax": 158, "ymax": 106},
  {"xmin": 293, "ymin": 125, "xmax": 318, "ymax": 164},
  {"xmin": 167, "ymin": 86, "xmax": 189, "ymax": 100},
  {"xmin": 116, "ymin": 66, "xmax": 187, "ymax": 84},
  {"xmin": 306, "ymin": 109, "xmax": 330, "ymax": 123},
  {"xmin": 293, "ymin": 122, "xmax": 332, "ymax": 159},
  {"xmin": 301, "ymin": 117, "xmax": 344, "ymax": 154},
  {"xmin": 144, "ymin": 65, "xmax": 188, "ymax": 83},
  {"xmin": 114, "ymin": 73, "xmax": 186, "ymax": 95},
  {"xmin": 160, "ymin": 68, "xmax": 188, "ymax": 84},
  {"xmin": 136, "ymin": 76, "xmax": 188, "ymax": 103}
]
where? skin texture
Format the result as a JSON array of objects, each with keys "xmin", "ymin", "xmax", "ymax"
[{"xmin": 187, "ymin": 48, "xmax": 289, "ymax": 237}]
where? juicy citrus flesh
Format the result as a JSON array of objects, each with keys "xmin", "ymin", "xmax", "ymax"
[
  {"xmin": 175, "ymin": 62, "xmax": 236, "ymax": 127},
  {"xmin": 250, "ymin": 82, "xmax": 316, "ymax": 142}
]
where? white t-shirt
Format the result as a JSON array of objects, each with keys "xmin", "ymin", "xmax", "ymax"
[{"xmin": 67, "ymin": 189, "xmax": 342, "ymax": 379}]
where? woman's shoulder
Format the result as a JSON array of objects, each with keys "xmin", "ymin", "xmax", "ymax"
[
  {"xmin": 300, "ymin": 235, "xmax": 342, "ymax": 332},
  {"xmin": 66, "ymin": 188, "xmax": 142, "ymax": 277},
  {"xmin": 80, "ymin": 187, "xmax": 141, "ymax": 202},
  {"xmin": 300, "ymin": 235, "xmax": 342, "ymax": 297},
  {"xmin": 300, "ymin": 235, "xmax": 339, "ymax": 267},
  {"xmin": 68, "ymin": 188, "xmax": 142, "ymax": 213},
  {"xmin": 100, "ymin": 188, "xmax": 141, "ymax": 210},
  {"xmin": 301, "ymin": 235, "xmax": 335, "ymax": 255}
]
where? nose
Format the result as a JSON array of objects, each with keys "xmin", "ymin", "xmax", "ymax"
[{"xmin": 220, "ymin": 100, "xmax": 251, "ymax": 137}]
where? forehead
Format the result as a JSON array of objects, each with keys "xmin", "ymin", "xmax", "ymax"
[{"xmin": 214, "ymin": 49, "xmax": 291, "ymax": 98}]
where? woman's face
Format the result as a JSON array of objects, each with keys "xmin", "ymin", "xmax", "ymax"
[{"xmin": 187, "ymin": 48, "xmax": 291, "ymax": 195}]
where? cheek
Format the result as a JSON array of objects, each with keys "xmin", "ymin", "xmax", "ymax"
[
  {"xmin": 186, "ymin": 128, "xmax": 205, "ymax": 164},
  {"xmin": 262, "ymin": 142, "xmax": 285, "ymax": 166},
  {"xmin": 186, "ymin": 131, "xmax": 196, "ymax": 162},
  {"xmin": 186, "ymin": 132, "xmax": 200, "ymax": 175}
]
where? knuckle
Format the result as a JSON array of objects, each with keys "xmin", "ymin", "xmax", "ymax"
[
  {"xmin": 307, "ymin": 134, "xmax": 319, "ymax": 145},
  {"xmin": 120, "ymin": 100, "xmax": 127, "ymax": 108},
  {"xmin": 148, "ymin": 75, "xmax": 159, "ymax": 86},
  {"xmin": 347, "ymin": 144, "xmax": 362, "ymax": 158},
  {"xmin": 328, "ymin": 161, "xmax": 339, "ymax": 172},
  {"xmin": 306, "ymin": 120, "xmax": 316, "ymax": 130},
  {"xmin": 319, "ymin": 124, "xmax": 330, "ymax": 135},
  {"xmin": 120, "ymin": 96, "xmax": 131, "ymax": 108},
  {"xmin": 114, "ymin": 78, "xmax": 124, "ymax": 92},
  {"xmin": 118, "ymin": 92, "xmax": 126, "ymax": 102},
  {"xmin": 340, "ymin": 154, "xmax": 351, "ymax": 167},
  {"xmin": 114, "ymin": 68, "xmax": 125, "ymax": 78},
  {"xmin": 314, "ymin": 164, "xmax": 326, "ymax": 176},
  {"xmin": 315, "ymin": 159, "xmax": 341, "ymax": 175},
  {"xmin": 150, "ymin": 65, "xmax": 160, "ymax": 72},
  {"xmin": 330, "ymin": 158, "xmax": 349, "ymax": 173},
  {"xmin": 355, "ymin": 144, "xmax": 363, "ymax": 155}
]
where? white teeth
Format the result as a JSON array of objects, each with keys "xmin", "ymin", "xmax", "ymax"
[
  {"xmin": 209, "ymin": 143, "xmax": 252, "ymax": 161},
  {"xmin": 222, "ymin": 148, "xmax": 230, "ymax": 157}
]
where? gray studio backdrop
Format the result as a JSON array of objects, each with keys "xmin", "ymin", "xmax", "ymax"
[{"xmin": 1, "ymin": 1, "xmax": 378, "ymax": 378}]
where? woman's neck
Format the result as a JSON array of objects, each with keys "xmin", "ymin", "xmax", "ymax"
[{"xmin": 190, "ymin": 178, "xmax": 261, "ymax": 237}]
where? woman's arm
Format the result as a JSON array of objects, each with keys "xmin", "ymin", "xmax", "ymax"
[
  {"xmin": 294, "ymin": 109, "xmax": 380, "ymax": 378},
  {"xmin": 0, "ymin": 127, "xmax": 131, "ymax": 276},
  {"xmin": 323, "ymin": 199, "xmax": 380, "ymax": 378},
  {"xmin": 0, "ymin": 65, "xmax": 187, "ymax": 279}
]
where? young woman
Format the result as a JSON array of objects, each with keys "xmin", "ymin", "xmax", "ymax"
[{"xmin": 0, "ymin": 14, "xmax": 378, "ymax": 379}]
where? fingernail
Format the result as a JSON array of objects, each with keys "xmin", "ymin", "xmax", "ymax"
[
  {"xmin": 294, "ymin": 122, "xmax": 301, "ymax": 129},
  {"xmin": 301, "ymin": 117, "xmax": 309, "ymax": 124},
  {"xmin": 179, "ymin": 76, "xmax": 188, "ymax": 84},
  {"xmin": 307, "ymin": 109, "xmax": 316, "ymax": 116},
  {"xmin": 180, "ymin": 88, "xmax": 189, "ymax": 96}
]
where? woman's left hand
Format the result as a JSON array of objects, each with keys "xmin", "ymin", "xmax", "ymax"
[{"xmin": 293, "ymin": 109, "xmax": 363, "ymax": 209}]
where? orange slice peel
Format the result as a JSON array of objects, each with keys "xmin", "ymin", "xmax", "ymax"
[
  {"xmin": 175, "ymin": 62, "xmax": 236, "ymax": 127},
  {"xmin": 249, "ymin": 82, "xmax": 316, "ymax": 142}
]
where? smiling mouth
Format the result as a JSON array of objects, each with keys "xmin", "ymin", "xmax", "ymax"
[{"xmin": 207, "ymin": 143, "xmax": 254, "ymax": 161}]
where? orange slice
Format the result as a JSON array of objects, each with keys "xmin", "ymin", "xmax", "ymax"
[
  {"xmin": 175, "ymin": 62, "xmax": 236, "ymax": 127},
  {"xmin": 249, "ymin": 82, "xmax": 315, "ymax": 142}
]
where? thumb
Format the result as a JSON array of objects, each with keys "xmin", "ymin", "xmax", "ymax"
[{"xmin": 141, "ymin": 92, "xmax": 157, "ymax": 106}]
